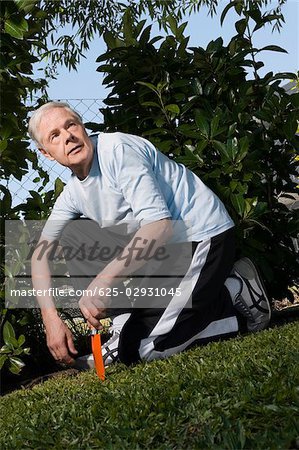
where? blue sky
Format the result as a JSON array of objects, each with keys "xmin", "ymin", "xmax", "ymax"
[{"xmin": 46, "ymin": 0, "xmax": 298, "ymax": 101}]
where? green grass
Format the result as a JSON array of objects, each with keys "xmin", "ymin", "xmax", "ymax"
[{"xmin": 1, "ymin": 322, "xmax": 299, "ymax": 449}]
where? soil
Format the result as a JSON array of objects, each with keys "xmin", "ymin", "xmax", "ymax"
[{"xmin": 19, "ymin": 368, "xmax": 82, "ymax": 390}]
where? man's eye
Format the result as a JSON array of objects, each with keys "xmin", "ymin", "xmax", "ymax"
[
  {"xmin": 68, "ymin": 122, "xmax": 76, "ymax": 128},
  {"xmin": 50, "ymin": 134, "xmax": 58, "ymax": 141}
]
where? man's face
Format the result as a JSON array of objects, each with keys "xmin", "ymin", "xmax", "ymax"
[{"xmin": 38, "ymin": 107, "xmax": 93, "ymax": 174}]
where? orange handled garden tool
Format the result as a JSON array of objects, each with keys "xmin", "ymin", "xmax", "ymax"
[{"xmin": 90, "ymin": 329, "xmax": 105, "ymax": 381}]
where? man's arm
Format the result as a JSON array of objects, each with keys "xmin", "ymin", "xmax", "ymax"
[
  {"xmin": 31, "ymin": 238, "xmax": 78, "ymax": 364},
  {"xmin": 79, "ymin": 218, "xmax": 173, "ymax": 328}
]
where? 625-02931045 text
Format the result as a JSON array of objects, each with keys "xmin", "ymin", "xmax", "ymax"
[{"xmin": 9, "ymin": 287, "xmax": 183, "ymax": 298}]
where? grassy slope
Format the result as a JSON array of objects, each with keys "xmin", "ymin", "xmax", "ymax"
[{"xmin": 0, "ymin": 322, "xmax": 299, "ymax": 450}]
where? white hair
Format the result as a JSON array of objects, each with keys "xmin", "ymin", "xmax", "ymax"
[{"xmin": 28, "ymin": 101, "xmax": 83, "ymax": 147}]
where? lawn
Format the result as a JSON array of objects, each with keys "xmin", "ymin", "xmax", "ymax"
[{"xmin": 0, "ymin": 322, "xmax": 298, "ymax": 449}]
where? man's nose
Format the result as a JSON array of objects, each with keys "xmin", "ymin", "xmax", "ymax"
[{"xmin": 64, "ymin": 129, "xmax": 76, "ymax": 144}]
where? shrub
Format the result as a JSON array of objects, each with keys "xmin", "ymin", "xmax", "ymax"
[
  {"xmin": 88, "ymin": 5, "xmax": 299, "ymax": 300},
  {"xmin": 1, "ymin": 322, "xmax": 299, "ymax": 449}
]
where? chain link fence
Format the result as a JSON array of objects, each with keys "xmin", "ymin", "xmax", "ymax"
[{"xmin": 6, "ymin": 99, "xmax": 104, "ymax": 206}]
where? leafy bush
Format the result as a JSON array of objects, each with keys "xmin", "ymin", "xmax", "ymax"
[
  {"xmin": 0, "ymin": 0, "xmax": 49, "ymax": 377},
  {"xmin": 89, "ymin": 4, "xmax": 299, "ymax": 300},
  {"xmin": 0, "ymin": 322, "xmax": 298, "ymax": 449}
]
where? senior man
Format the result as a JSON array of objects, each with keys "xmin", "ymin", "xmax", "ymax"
[{"xmin": 30, "ymin": 101, "xmax": 271, "ymax": 367}]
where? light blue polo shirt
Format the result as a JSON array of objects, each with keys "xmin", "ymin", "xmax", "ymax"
[{"xmin": 42, "ymin": 132, "xmax": 234, "ymax": 242}]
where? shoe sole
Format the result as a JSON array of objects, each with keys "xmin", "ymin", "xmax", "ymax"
[
  {"xmin": 233, "ymin": 257, "xmax": 271, "ymax": 328},
  {"xmin": 73, "ymin": 354, "xmax": 95, "ymax": 370}
]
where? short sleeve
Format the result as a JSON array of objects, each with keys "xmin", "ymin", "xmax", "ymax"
[{"xmin": 42, "ymin": 182, "xmax": 80, "ymax": 240}]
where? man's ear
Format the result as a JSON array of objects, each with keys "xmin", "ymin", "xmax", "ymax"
[{"xmin": 38, "ymin": 147, "xmax": 55, "ymax": 161}]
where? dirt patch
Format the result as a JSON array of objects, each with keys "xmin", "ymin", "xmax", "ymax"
[
  {"xmin": 1, "ymin": 368, "xmax": 82, "ymax": 396},
  {"xmin": 22, "ymin": 368, "xmax": 81, "ymax": 390}
]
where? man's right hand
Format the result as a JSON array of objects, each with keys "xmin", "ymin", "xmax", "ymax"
[{"xmin": 43, "ymin": 312, "xmax": 78, "ymax": 365}]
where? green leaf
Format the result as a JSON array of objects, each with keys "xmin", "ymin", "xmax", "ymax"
[
  {"xmin": 165, "ymin": 104, "xmax": 180, "ymax": 115},
  {"xmin": 178, "ymin": 22, "xmax": 188, "ymax": 37},
  {"xmin": 228, "ymin": 123, "xmax": 237, "ymax": 137},
  {"xmin": 177, "ymin": 146, "xmax": 203, "ymax": 166},
  {"xmin": 229, "ymin": 180, "xmax": 239, "ymax": 192},
  {"xmin": 14, "ymin": 0, "xmax": 36, "ymax": 13},
  {"xmin": 227, "ymin": 138, "xmax": 238, "ymax": 160},
  {"xmin": 253, "ymin": 202, "xmax": 268, "ymax": 218},
  {"xmin": 54, "ymin": 178, "xmax": 65, "ymax": 198},
  {"xmin": 141, "ymin": 101, "xmax": 160, "ymax": 108},
  {"xmin": 18, "ymin": 334, "xmax": 25, "ymax": 347},
  {"xmin": 212, "ymin": 140, "xmax": 227, "ymax": 156},
  {"xmin": 155, "ymin": 117, "xmax": 165, "ymax": 127},
  {"xmin": 3, "ymin": 321, "xmax": 16, "ymax": 346},
  {"xmin": 19, "ymin": 314, "xmax": 30, "ymax": 326},
  {"xmin": 220, "ymin": 1, "xmax": 238, "ymax": 26},
  {"xmin": 103, "ymin": 31, "xmax": 115, "ymax": 48},
  {"xmin": 157, "ymin": 80, "xmax": 168, "ymax": 92},
  {"xmin": 206, "ymin": 38, "xmax": 223, "ymax": 53},
  {"xmin": 167, "ymin": 15, "xmax": 178, "ymax": 35},
  {"xmin": 235, "ymin": 19, "xmax": 247, "ymax": 35},
  {"xmin": 270, "ymin": 72, "xmax": 297, "ymax": 81},
  {"xmin": 258, "ymin": 45, "xmax": 288, "ymax": 54},
  {"xmin": 263, "ymin": 14, "xmax": 283, "ymax": 24},
  {"xmin": 236, "ymin": 136, "xmax": 249, "ymax": 163},
  {"xmin": 4, "ymin": 17, "xmax": 28, "ymax": 39},
  {"xmin": 1, "ymin": 123, "xmax": 13, "ymax": 139},
  {"xmin": 135, "ymin": 19, "xmax": 147, "ymax": 39},
  {"xmin": 142, "ymin": 128, "xmax": 168, "ymax": 136},
  {"xmin": 228, "ymin": 39, "xmax": 237, "ymax": 56},
  {"xmin": 139, "ymin": 25, "xmax": 152, "ymax": 45},
  {"xmin": 96, "ymin": 64, "xmax": 112, "ymax": 73},
  {"xmin": 0, "ymin": 354, "xmax": 7, "ymax": 370},
  {"xmin": 0, "ymin": 139, "xmax": 8, "ymax": 152},
  {"xmin": 149, "ymin": 35, "xmax": 163, "ymax": 46},
  {"xmin": 243, "ymin": 197, "xmax": 257, "ymax": 219},
  {"xmin": 137, "ymin": 81, "xmax": 158, "ymax": 93},
  {"xmin": 235, "ymin": 2, "xmax": 243, "ymax": 15},
  {"xmin": 192, "ymin": 78, "xmax": 203, "ymax": 96},
  {"xmin": 210, "ymin": 115, "xmax": 220, "ymax": 138},
  {"xmin": 231, "ymin": 193, "xmax": 246, "ymax": 217},
  {"xmin": 248, "ymin": 7, "xmax": 262, "ymax": 24},
  {"xmin": 195, "ymin": 111, "xmax": 209, "ymax": 138},
  {"xmin": 103, "ymin": 32, "xmax": 124, "ymax": 49},
  {"xmin": 196, "ymin": 140, "xmax": 208, "ymax": 155},
  {"xmin": 123, "ymin": 10, "xmax": 135, "ymax": 45},
  {"xmin": 0, "ymin": 344, "xmax": 12, "ymax": 355},
  {"xmin": 9, "ymin": 356, "xmax": 25, "ymax": 374}
]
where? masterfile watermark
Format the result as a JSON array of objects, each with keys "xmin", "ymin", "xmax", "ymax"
[
  {"xmin": 10, "ymin": 287, "xmax": 96, "ymax": 298},
  {"xmin": 6, "ymin": 276, "xmax": 191, "ymax": 309},
  {"xmin": 28, "ymin": 236, "xmax": 169, "ymax": 266},
  {"xmin": 4, "ymin": 219, "xmax": 193, "ymax": 309},
  {"xmin": 9, "ymin": 286, "xmax": 183, "ymax": 300}
]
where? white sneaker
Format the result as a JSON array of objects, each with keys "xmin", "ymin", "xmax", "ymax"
[
  {"xmin": 73, "ymin": 313, "xmax": 131, "ymax": 369},
  {"xmin": 102, "ymin": 313, "xmax": 131, "ymax": 365},
  {"xmin": 228, "ymin": 257, "xmax": 271, "ymax": 332}
]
